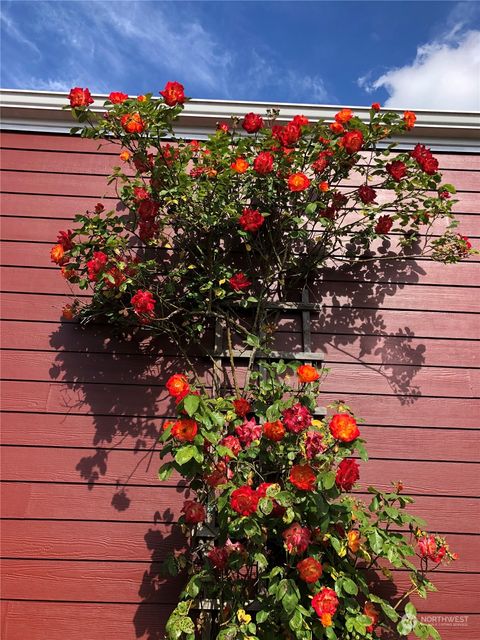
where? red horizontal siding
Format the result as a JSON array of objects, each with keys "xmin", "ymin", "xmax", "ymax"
[{"xmin": 1, "ymin": 131, "xmax": 479, "ymax": 639}]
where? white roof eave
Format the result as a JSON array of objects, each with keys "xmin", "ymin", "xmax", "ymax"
[{"xmin": 1, "ymin": 88, "xmax": 479, "ymax": 152}]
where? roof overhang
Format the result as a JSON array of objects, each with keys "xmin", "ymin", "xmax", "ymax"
[{"xmin": 1, "ymin": 88, "xmax": 479, "ymax": 152}]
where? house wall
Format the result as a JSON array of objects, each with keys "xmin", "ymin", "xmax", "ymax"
[{"xmin": 1, "ymin": 130, "xmax": 479, "ymax": 639}]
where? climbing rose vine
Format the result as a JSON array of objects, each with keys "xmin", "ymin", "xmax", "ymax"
[{"xmin": 51, "ymin": 82, "xmax": 474, "ymax": 639}]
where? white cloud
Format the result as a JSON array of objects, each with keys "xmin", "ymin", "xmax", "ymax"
[{"xmin": 360, "ymin": 28, "xmax": 480, "ymax": 110}]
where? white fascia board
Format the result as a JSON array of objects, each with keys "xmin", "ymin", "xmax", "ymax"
[{"xmin": 1, "ymin": 88, "xmax": 479, "ymax": 152}]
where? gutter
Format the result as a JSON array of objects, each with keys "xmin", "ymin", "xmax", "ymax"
[{"xmin": 1, "ymin": 88, "xmax": 479, "ymax": 152}]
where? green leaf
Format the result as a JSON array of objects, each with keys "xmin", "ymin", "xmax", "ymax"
[
  {"xmin": 342, "ymin": 578, "xmax": 358, "ymax": 595},
  {"xmin": 405, "ymin": 603, "xmax": 417, "ymax": 617},
  {"xmin": 175, "ymin": 445, "xmax": 196, "ymax": 465},
  {"xmin": 183, "ymin": 394, "xmax": 200, "ymax": 417},
  {"xmin": 177, "ymin": 617, "xmax": 195, "ymax": 634},
  {"xmin": 158, "ymin": 462, "xmax": 174, "ymax": 481},
  {"xmin": 256, "ymin": 610, "xmax": 269, "ymax": 624},
  {"xmin": 322, "ymin": 471, "xmax": 336, "ymax": 490}
]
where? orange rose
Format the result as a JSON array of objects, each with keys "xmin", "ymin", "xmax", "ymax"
[
  {"xmin": 297, "ymin": 364, "xmax": 320, "ymax": 383},
  {"xmin": 119, "ymin": 150, "xmax": 131, "ymax": 162},
  {"xmin": 171, "ymin": 418, "xmax": 198, "ymax": 442},
  {"xmin": 120, "ymin": 112, "xmax": 145, "ymax": 134},
  {"xmin": 319, "ymin": 181, "xmax": 329, "ymax": 192},
  {"xmin": 288, "ymin": 172, "xmax": 310, "ymax": 192},
  {"xmin": 335, "ymin": 108, "xmax": 353, "ymax": 124},
  {"xmin": 50, "ymin": 244, "xmax": 66, "ymax": 265},
  {"xmin": 329, "ymin": 122, "xmax": 344, "ymax": 134},
  {"xmin": 297, "ymin": 557, "xmax": 323, "ymax": 583},
  {"xmin": 347, "ymin": 530, "xmax": 361, "ymax": 553},
  {"xmin": 61, "ymin": 304, "xmax": 74, "ymax": 320},
  {"xmin": 329, "ymin": 413, "xmax": 360, "ymax": 442},
  {"xmin": 263, "ymin": 420, "xmax": 285, "ymax": 442},
  {"xmin": 364, "ymin": 602, "xmax": 379, "ymax": 633},
  {"xmin": 289, "ymin": 464, "xmax": 317, "ymax": 491},
  {"xmin": 166, "ymin": 373, "xmax": 190, "ymax": 399},
  {"xmin": 231, "ymin": 157, "xmax": 249, "ymax": 173},
  {"xmin": 403, "ymin": 110, "xmax": 416, "ymax": 130}
]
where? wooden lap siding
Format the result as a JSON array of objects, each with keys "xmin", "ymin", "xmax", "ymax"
[{"xmin": 1, "ymin": 131, "xmax": 479, "ymax": 639}]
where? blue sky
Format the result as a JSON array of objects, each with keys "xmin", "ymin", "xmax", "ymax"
[{"xmin": 1, "ymin": 1, "xmax": 479, "ymax": 109}]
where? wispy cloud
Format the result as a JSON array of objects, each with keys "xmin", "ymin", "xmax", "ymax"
[{"xmin": 0, "ymin": 0, "xmax": 332, "ymax": 104}]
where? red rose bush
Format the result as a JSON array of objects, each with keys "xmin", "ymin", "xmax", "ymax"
[
  {"xmin": 156, "ymin": 362, "xmax": 456, "ymax": 640},
  {"xmin": 54, "ymin": 83, "xmax": 469, "ymax": 639}
]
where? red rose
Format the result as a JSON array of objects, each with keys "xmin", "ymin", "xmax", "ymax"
[
  {"xmin": 459, "ymin": 234, "xmax": 472, "ymax": 251},
  {"xmin": 335, "ymin": 108, "xmax": 353, "ymax": 124},
  {"xmin": 57, "ymin": 230, "xmax": 74, "ymax": 250},
  {"xmin": 418, "ymin": 535, "xmax": 447, "ymax": 563},
  {"xmin": 283, "ymin": 523, "xmax": 311, "ymax": 554},
  {"xmin": 233, "ymin": 398, "xmax": 251, "ymax": 417},
  {"xmin": 242, "ymin": 112, "xmax": 264, "ymax": 133},
  {"xmin": 253, "ymin": 151, "xmax": 274, "ymax": 174},
  {"xmin": 160, "ymin": 81, "xmax": 185, "ymax": 106},
  {"xmin": 422, "ymin": 156, "xmax": 439, "ymax": 174},
  {"xmin": 290, "ymin": 464, "xmax": 317, "ymax": 491},
  {"xmin": 182, "ymin": 499, "xmax": 205, "ymax": 523},
  {"xmin": 292, "ymin": 114, "xmax": 309, "ymax": 127},
  {"xmin": 138, "ymin": 219, "xmax": 159, "ymax": 241},
  {"xmin": 288, "ymin": 172, "xmax": 310, "ymax": 192},
  {"xmin": 335, "ymin": 458, "xmax": 360, "ymax": 491},
  {"xmin": 231, "ymin": 157, "xmax": 249, "ymax": 173},
  {"xmin": 439, "ymin": 190, "xmax": 450, "ymax": 200},
  {"xmin": 94, "ymin": 203, "xmax": 105, "ymax": 213},
  {"xmin": 272, "ymin": 122, "xmax": 301, "ymax": 147},
  {"xmin": 375, "ymin": 215, "xmax": 393, "ymax": 234},
  {"xmin": 297, "ymin": 364, "xmax": 320, "ymax": 383},
  {"xmin": 230, "ymin": 486, "xmax": 259, "ymax": 516},
  {"xmin": 235, "ymin": 417, "xmax": 262, "ymax": 447},
  {"xmin": 172, "ymin": 418, "xmax": 198, "ymax": 442},
  {"xmin": 297, "ymin": 557, "xmax": 323, "ymax": 583},
  {"xmin": 340, "ymin": 130, "xmax": 364, "ymax": 154},
  {"xmin": 229, "ymin": 272, "xmax": 251, "ymax": 291},
  {"xmin": 69, "ymin": 87, "xmax": 93, "ymax": 107},
  {"xmin": 86, "ymin": 251, "xmax": 108, "ymax": 281},
  {"xmin": 166, "ymin": 373, "xmax": 190, "ymax": 399},
  {"xmin": 364, "ymin": 602, "xmax": 379, "ymax": 633},
  {"xmin": 282, "ymin": 403, "xmax": 312, "ymax": 434},
  {"xmin": 329, "ymin": 413, "xmax": 360, "ymax": 442},
  {"xmin": 219, "ymin": 435, "xmax": 242, "ymax": 460},
  {"xmin": 109, "ymin": 92, "xmax": 128, "ymax": 104},
  {"xmin": 208, "ymin": 546, "xmax": 230, "ymax": 571},
  {"xmin": 239, "ymin": 208, "xmax": 265, "ymax": 232},
  {"xmin": 104, "ymin": 266, "xmax": 126, "ymax": 289},
  {"xmin": 205, "ymin": 460, "xmax": 229, "ymax": 487},
  {"xmin": 312, "ymin": 152, "xmax": 330, "ymax": 174},
  {"xmin": 386, "ymin": 160, "xmax": 407, "ymax": 181},
  {"xmin": 120, "ymin": 112, "xmax": 146, "ymax": 134},
  {"xmin": 305, "ymin": 430, "xmax": 325, "ymax": 459},
  {"xmin": 131, "ymin": 289, "xmax": 155, "ymax": 317},
  {"xmin": 357, "ymin": 185, "xmax": 376, "ymax": 204},
  {"xmin": 263, "ymin": 420, "xmax": 285, "ymax": 442},
  {"xmin": 371, "ymin": 102, "xmax": 381, "ymax": 111},
  {"xmin": 311, "ymin": 587, "xmax": 339, "ymax": 628},
  {"xmin": 133, "ymin": 187, "xmax": 148, "ymax": 201},
  {"xmin": 138, "ymin": 199, "xmax": 160, "ymax": 220},
  {"xmin": 217, "ymin": 122, "xmax": 229, "ymax": 133},
  {"xmin": 403, "ymin": 110, "xmax": 416, "ymax": 130}
]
